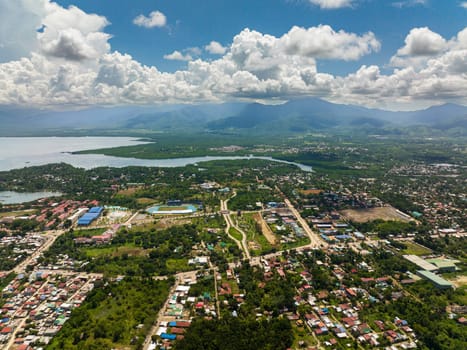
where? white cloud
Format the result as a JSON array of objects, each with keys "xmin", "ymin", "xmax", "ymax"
[
  {"xmin": 278, "ymin": 25, "xmax": 380, "ymax": 60},
  {"xmin": 390, "ymin": 27, "xmax": 448, "ymax": 67},
  {"xmin": 205, "ymin": 41, "xmax": 227, "ymax": 55},
  {"xmin": 186, "ymin": 47, "xmax": 202, "ymax": 56},
  {"xmin": 163, "ymin": 50, "xmax": 193, "ymax": 61},
  {"xmin": 309, "ymin": 0, "xmax": 353, "ymax": 9},
  {"xmin": 39, "ymin": 4, "xmax": 111, "ymax": 61},
  {"xmin": 394, "ymin": 27, "xmax": 447, "ymax": 60},
  {"xmin": 460, "ymin": 2, "xmax": 467, "ymax": 9},
  {"xmin": 0, "ymin": 0, "xmax": 47, "ymax": 62},
  {"xmin": 1, "ymin": 1, "xmax": 467, "ymax": 110},
  {"xmin": 392, "ymin": 0, "xmax": 427, "ymax": 8},
  {"xmin": 133, "ymin": 11, "xmax": 166, "ymax": 28}
]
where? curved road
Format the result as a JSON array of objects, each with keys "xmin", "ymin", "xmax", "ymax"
[{"xmin": 220, "ymin": 194, "xmax": 251, "ymax": 260}]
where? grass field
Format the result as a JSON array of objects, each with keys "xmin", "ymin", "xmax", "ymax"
[
  {"xmin": 136, "ymin": 197, "xmax": 156, "ymax": 205},
  {"xmin": 402, "ymin": 241, "xmax": 432, "ymax": 256},
  {"xmin": 229, "ymin": 227, "xmax": 243, "ymax": 241},
  {"xmin": 0, "ymin": 209, "xmax": 36, "ymax": 218},
  {"xmin": 157, "ymin": 205, "xmax": 191, "ymax": 211},
  {"xmin": 291, "ymin": 323, "xmax": 318, "ymax": 349},
  {"xmin": 73, "ymin": 228, "xmax": 107, "ymax": 237},
  {"xmin": 84, "ymin": 244, "xmax": 147, "ymax": 258},
  {"xmin": 166, "ymin": 258, "xmax": 190, "ymax": 273},
  {"xmin": 238, "ymin": 213, "xmax": 274, "ymax": 255}
]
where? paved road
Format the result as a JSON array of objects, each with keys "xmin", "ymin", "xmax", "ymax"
[
  {"xmin": 12, "ymin": 230, "xmax": 66, "ymax": 275},
  {"xmin": 283, "ymin": 198, "xmax": 327, "ymax": 249},
  {"xmin": 142, "ymin": 270, "xmax": 199, "ymax": 350},
  {"xmin": 221, "ymin": 194, "xmax": 250, "ymax": 259}
]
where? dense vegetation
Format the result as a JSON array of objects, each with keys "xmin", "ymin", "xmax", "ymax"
[
  {"xmin": 41, "ymin": 224, "xmax": 201, "ymax": 276},
  {"xmin": 47, "ymin": 278, "xmax": 172, "ymax": 350},
  {"xmin": 175, "ymin": 316, "xmax": 293, "ymax": 350}
]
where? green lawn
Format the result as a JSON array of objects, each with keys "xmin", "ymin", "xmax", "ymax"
[
  {"xmin": 0, "ymin": 209, "xmax": 36, "ymax": 218},
  {"xmin": 229, "ymin": 227, "xmax": 243, "ymax": 241},
  {"xmin": 402, "ymin": 241, "xmax": 432, "ymax": 256},
  {"xmin": 84, "ymin": 244, "xmax": 145, "ymax": 258},
  {"xmin": 238, "ymin": 213, "xmax": 274, "ymax": 255},
  {"xmin": 166, "ymin": 258, "xmax": 190, "ymax": 272}
]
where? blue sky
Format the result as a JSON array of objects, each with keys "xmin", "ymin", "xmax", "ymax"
[
  {"xmin": 53, "ymin": 0, "xmax": 465, "ymax": 74},
  {"xmin": 0, "ymin": 0, "xmax": 466, "ymax": 110}
]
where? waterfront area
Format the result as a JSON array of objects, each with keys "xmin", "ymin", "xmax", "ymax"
[{"xmin": 0, "ymin": 150, "xmax": 465, "ymax": 349}]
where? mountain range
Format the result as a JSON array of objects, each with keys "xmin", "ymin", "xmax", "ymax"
[{"xmin": 1, "ymin": 98, "xmax": 466, "ymax": 136}]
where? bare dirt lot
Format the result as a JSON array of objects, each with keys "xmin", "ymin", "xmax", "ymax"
[
  {"xmin": 340, "ymin": 206, "xmax": 412, "ymax": 223},
  {"xmin": 300, "ymin": 189, "xmax": 323, "ymax": 196},
  {"xmin": 447, "ymin": 275, "xmax": 467, "ymax": 288},
  {"xmin": 117, "ymin": 187, "xmax": 142, "ymax": 196},
  {"xmin": 253, "ymin": 212, "xmax": 278, "ymax": 245}
]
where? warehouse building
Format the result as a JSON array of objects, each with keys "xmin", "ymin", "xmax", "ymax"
[
  {"xmin": 416, "ymin": 270, "xmax": 453, "ymax": 289},
  {"xmin": 403, "ymin": 255, "xmax": 438, "ymax": 272},
  {"xmin": 77, "ymin": 207, "xmax": 104, "ymax": 226}
]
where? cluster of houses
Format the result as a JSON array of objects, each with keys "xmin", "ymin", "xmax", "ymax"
[
  {"xmin": 247, "ymin": 249, "xmax": 420, "ymax": 349},
  {"xmin": 0, "ymin": 271, "xmax": 100, "ymax": 349},
  {"xmin": 263, "ymin": 204, "xmax": 305, "ymax": 243},
  {"xmin": 73, "ymin": 224, "xmax": 121, "ymax": 246},
  {"xmin": 36, "ymin": 200, "xmax": 100, "ymax": 230},
  {"xmin": 0, "ymin": 199, "xmax": 102, "ymax": 233},
  {"xmin": 309, "ymin": 216, "xmax": 365, "ymax": 243},
  {"xmin": 150, "ymin": 277, "xmax": 198, "ymax": 350},
  {"xmin": 0, "ymin": 233, "xmax": 47, "ymax": 269},
  {"xmin": 385, "ymin": 163, "xmax": 465, "ymax": 233}
]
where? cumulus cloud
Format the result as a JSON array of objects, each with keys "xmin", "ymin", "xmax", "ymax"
[
  {"xmin": 0, "ymin": 0, "xmax": 111, "ymax": 63},
  {"xmin": 309, "ymin": 0, "xmax": 354, "ymax": 9},
  {"xmin": 397, "ymin": 27, "xmax": 447, "ymax": 56},
  {"xmin": 205, "ymin": 41, "xmax": 227, "ymax": 55},
  {"xmin": 133, "ymin": 11, "xmax": 166, "ymax": 28},
  {"xmin": 278, "ymin": 25, "xmax": 380, "ymax": 60},
  {"xmin": 461, "ymin": 2, "xmax": 467, "ymax": 9},
  {"xmin": 0, "ymin": 0, "xmax": 47, "ymax": 62},
  {"xmin": 39, "ymin": 2, "xmax": 111, "ymax": 61},
  {"xmin": 1, "ymin": 1, "xmax": 467, "ymax": 110},
  {"xmin": 163, "ymin": 50, "xmax": 193, "ymax": 61},
  {"xmin": 390, "ymin": 27, "xmax": 449, "ymax": 68}
]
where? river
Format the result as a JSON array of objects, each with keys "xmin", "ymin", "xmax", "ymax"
[{"xmin": 0, "ymin": 137, "xmax": 312, "ymax": 172}]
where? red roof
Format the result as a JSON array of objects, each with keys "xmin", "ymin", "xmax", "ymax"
[
  {"xmin": 1, "ymin": 327, "xmax": 13, "ymax": 334},
  {"xmin": 170, "ymin": 327, "xmax": 186, "ymax": 334},
  {"xmin": 176, "ymin": 321, "xmax": 191, "ymax": 328}
]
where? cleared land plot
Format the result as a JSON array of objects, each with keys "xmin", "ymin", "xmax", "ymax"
[
  {"xmin": 155, "ymin": 217, "xmax": 192, "ymax": 229},
  {"xmin": 340, "ymin": 206, "xmax": 412, "ymax": 223},
  {"xmin": 447, "ymin": 275, "xmax": 467, "ymax": 288},
  {"xmin": 253, "ymin": 212, "xmax": 278, "ymax": 245},
  {"xmin": 300, "ymin": 189, "xmax": 323, "ymax": 196},
  {"xmin": 136, "ymin": 197, "xmax": 156, "ymax": 205},
  {"xmin": 117, "ymin": 187, "xmax": 142, "ymax": 196}
]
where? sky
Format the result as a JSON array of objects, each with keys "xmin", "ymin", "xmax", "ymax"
[{"xmin": 0, "ymin": 0, "xmax": 466, "ymax": 111}]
